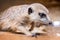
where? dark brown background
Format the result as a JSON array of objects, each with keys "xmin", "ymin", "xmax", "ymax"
[{"xmin": 0, "ymin": 0, "xmax": 60, "ymax": 12}]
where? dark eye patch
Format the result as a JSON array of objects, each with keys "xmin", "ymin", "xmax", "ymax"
[
  {"xmin": 28, "ymin": 7, "xmax": 33, "ymax": 15},
  {"xmin": 39, "ymin": 13, "xmax": 46, "ymax": 18}
]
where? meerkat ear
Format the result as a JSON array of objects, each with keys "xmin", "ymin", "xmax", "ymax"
[{"xmin": 28, "ymin": 7, "xmax": 33, "ymax": 14}]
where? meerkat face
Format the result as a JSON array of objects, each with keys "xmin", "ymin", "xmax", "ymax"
[{"xmin": 27, "ymin": 3, "xmax": 52, "ymax": 24}]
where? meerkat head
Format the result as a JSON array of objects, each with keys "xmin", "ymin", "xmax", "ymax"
[{"xmin": 27, "ymin": 3, "xmax": 52, "ymax": 25}]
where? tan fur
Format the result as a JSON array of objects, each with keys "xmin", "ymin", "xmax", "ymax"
[{"xmin": 0, "ymin": 3, "xmax": 50, "ymax": 36}]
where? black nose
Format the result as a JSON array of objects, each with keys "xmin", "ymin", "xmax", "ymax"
[{"xmin": 49, "ymin": 22, "xmax": 52, "ymax": 25}]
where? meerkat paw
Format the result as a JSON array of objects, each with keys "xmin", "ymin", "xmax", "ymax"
[{"xmin": 25, "ymin": 32, "xmax": 36, "ymax": 37}]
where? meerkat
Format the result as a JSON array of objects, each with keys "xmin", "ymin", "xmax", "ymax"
[{"xmin": 0, "ymin": 3, "xmax": 52, "ymax": 36}]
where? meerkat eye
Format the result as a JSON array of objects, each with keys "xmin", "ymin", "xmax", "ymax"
[
  {"xmin": 28, "ymin": 7, "xmax": 33, "ymax": 14},
  {"xmin": 39, "ymin": 13, "xmax": 46, "ymax": 18}
]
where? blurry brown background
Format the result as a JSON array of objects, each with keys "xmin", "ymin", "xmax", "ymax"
[
  {"xmin": 0, "ymin": 0, "xmax": 60, "ymax": 40},
  {"xmin": 0, "ymin": 0, "xmax": 60, "ymax": 12}
]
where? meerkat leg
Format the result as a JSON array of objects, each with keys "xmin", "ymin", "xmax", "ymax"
[
  {"xmin": 16, "ymin": 26, "xmax": 35, "ymax": 36},
  {"xmin": 31, "ymin": 26, "xmax": 47, "ymax": 34}
]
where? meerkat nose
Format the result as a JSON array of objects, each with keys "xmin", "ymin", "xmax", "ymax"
[{"xmin": 49, "ymin": 22, "xmax": 53, "ymax": 25}]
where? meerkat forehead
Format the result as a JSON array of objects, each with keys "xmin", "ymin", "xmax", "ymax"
[{"xmin": 28, "ymin": 3, "xmax": 49, "ymax": 14}]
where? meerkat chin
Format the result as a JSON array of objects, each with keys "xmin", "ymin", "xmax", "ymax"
[{"xmin": 0, "ymin": 3, "xmax": 52, "ymax": 36}]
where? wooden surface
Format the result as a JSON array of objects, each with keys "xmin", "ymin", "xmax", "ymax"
[
  {"xmin": 0, "ymin": 5, "xmax": 60, "ymax": 40},
  {"xmin": 0, "ymin": 32, "xmax": 60, "ymax": 40}
]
